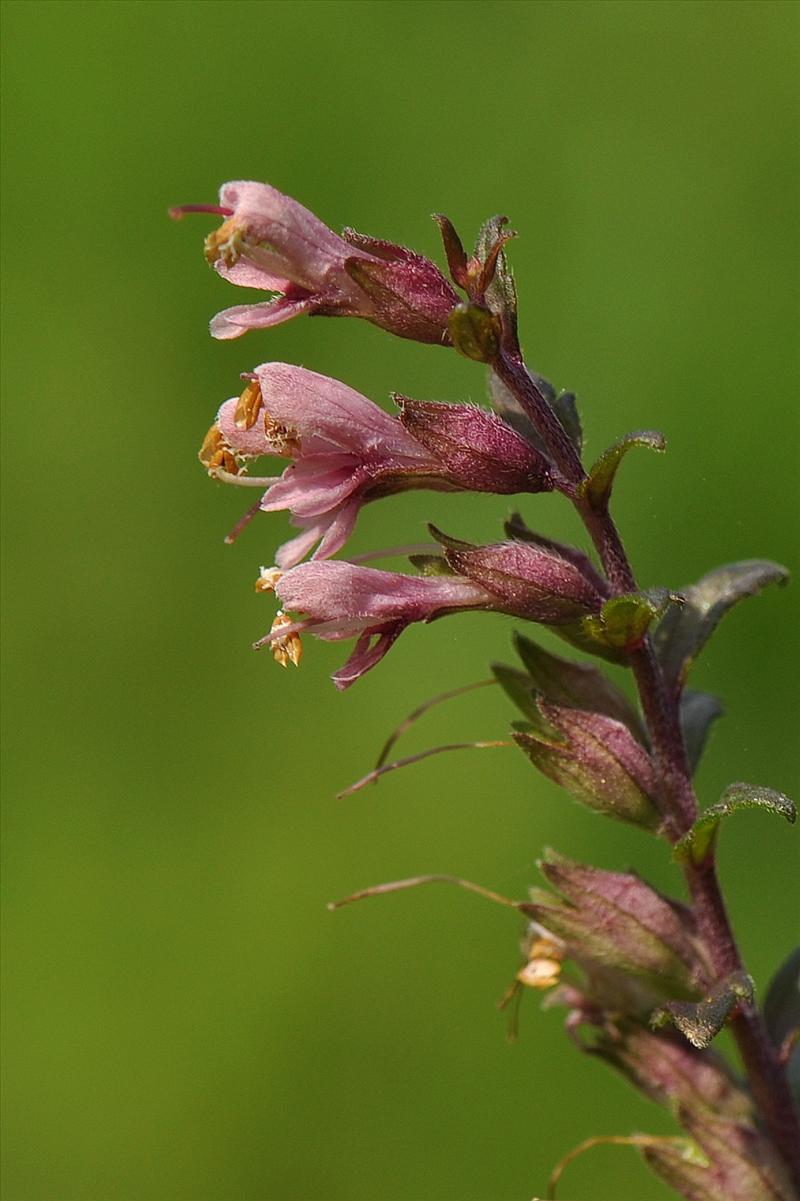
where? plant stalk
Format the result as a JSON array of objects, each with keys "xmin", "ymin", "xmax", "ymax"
[{"xmin": 495, "ymin": 349, "xmax": 800, "ymax": 1189}]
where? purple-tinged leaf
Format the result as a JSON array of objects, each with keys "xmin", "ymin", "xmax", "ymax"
[
  {"xmin": 431, "ymin": 214, "xmax": 469, "ymax": 288},
  {"xmin": 552, "ymin": 390, "xmax": 583, "ymax": 456},
  {"xmin": 491, "ymin": 663, "xmax": 546, "ymax": 725},
  {"xmin": 654, "ymin": 560, "xmax": 790, "ymax": 692},
  {"xmin": 652, "ymin": 970, "xmax": 754, "ymax": 1049},
  {"xmin": 764, "ymin": 948, "xmax": 800, "ymax": 1051},
  {"xmin": 510, "ymin": 632, "xmax": 645, "ymax": 739},
  {"xmin": 763, "ymin": 948, "xmax": 800, "ymax": 1104},
  {"xmin": 673, "ymin": 783, "xmax": 796, "ymax": 865},
  {"xmin": 680, "ymin": 690, "xmax": 724, "ymax": 774},
  {"xmin": 580, "ymin": 430, "xmax": 666, "ymax": 508},
  {"xmin": 487, "ymin": 372, "xmax": 582, "ymax": 456}
]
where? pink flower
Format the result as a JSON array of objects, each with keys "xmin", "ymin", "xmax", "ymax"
[
  {"xmin": 171, "ymin": 181, "xmax": 459, "ymax": 345},
  {"xmin": 204, "ymin": 364, "xmax": 553, "ymax": 569},
  {"xmin": 259, "ymin": 561, "xmax": 494, "ymax": 689}
]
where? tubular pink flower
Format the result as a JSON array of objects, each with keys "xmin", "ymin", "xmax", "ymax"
[
  {"xmin": 171, "ymin": 181, "xmax": 459, "ymax": 344},
  {"xmin": 207, "ymin": 364, "xmax": 552, "ymax": 568},
  {"xmin": 260, "ymin": 561, "xmax": 494, "ymax": 689}
]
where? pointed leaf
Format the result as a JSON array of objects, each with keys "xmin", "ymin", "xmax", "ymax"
[
  {"xmin": 680, "ymin": 690, "xmax": 724, "ymax": 774},
  {"xmin": 408, "ymin": 553, "xmax": 455, "ymax": 577},
  {"xmin": 654, "ymin": 560, "xmax": 789, "ymax": 690},
  {"xmin": 673, "ymin": 783, "xmax": 796, "ymax": 865},
  {"xmin": 552, "ymin": 390, "xmax": 583, "ymax": 455},
  {"xmin": 511, "ymin": 632, "xmax": 645, "ymax": 739},
  {"xmin": 487, "ymin": 372, "xmax": 581, "ymax": 455},
  {"xmin": 652, "ymin": 971, "xmax": 754, "ymax": 1048},
  {"xmin": 490, "ymin": 663, "xmax": 542, "ymax": 724},
  {"xmin": 487, "ymin": 369, "xmax": 547, "ymax": 453},
  {"xmin": 581, "ymin": 430, "xmax": 666, "ymax": 507},
  {"xmin": 763, "ymin": 947, "xmax": 800, "ymax": 1050}
]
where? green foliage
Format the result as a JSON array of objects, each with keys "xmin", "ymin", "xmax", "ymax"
[{"xmin": 674, "ymin": 783, "xmax": 796, "ymax": 865}]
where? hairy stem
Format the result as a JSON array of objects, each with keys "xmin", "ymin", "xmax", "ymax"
[{"xmin": 495, "ymin": 348, "xmax": 800, "ymax": 1188}]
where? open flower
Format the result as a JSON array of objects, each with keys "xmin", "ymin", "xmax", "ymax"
[
  {"xmin": 171, "ymin": 181, "xmax": 459, "ymax": 344},
  {"xmin": 257, "ymin": 561, "xmax": 494, "ymax": 689},
  {"xmin": 203, "ymin": 364, "xmax": 553, "ymax": 568},
  {"xmin": 255, "ymin": 542, "xmax": 605, "ymax": 688}
]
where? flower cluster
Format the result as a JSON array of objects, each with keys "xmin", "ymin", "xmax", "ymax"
[{"xmin": 174, "ymin": 180, "xmax": 799, "ymax": 1199}]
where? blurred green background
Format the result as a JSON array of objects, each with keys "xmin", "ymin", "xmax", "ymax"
[{"xmin": 2, "ymin": 2, "xmax": 798, "ymax": 1198}]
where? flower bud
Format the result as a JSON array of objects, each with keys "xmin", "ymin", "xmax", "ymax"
[
  {"xmin": 513, "ymin": 700, "xmax": 660, "ymax": 830},
  {"xmin": 446, "ymin": 302, "xmax": 500, "ymax": 362},
  {"xmin": 520, "ymin": 850, "xmax": 708, "ymax": 999}
]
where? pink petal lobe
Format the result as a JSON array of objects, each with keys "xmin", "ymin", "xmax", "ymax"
[{"xmin": 210, "ymin": 297, "xmax": 313, "ymax": 340}]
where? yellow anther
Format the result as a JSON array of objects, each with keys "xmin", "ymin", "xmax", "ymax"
[
  {"xmin": 255, "ymin": 567, "xmax": 283, "ymax": 594},
  {"xmin": 234, "ymin": 379, "xmax": 263, "ymax": 431},
  {"xmin": 516, "ymin": 936, "xmax": 564, "ymax": 991},
  {"xmin": 198, "ymin": 424, "xmax": 240, "ymax": 476},
  {"xmin": 263, "ymin": 410, "xmax": 301, "ymax": 457},
  {"xmin": 204, "ymin": 218, "xmax": 246, "ymax": 267},
  {"xmin": 516, "ymin": 957, "xmax": 561, "ymax": 991},
  {"xmin": 270, "ymin": 611, "xmax": 303, "ymax": 669}
]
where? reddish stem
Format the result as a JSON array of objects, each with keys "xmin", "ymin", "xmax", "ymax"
[{"xmin": 495, "ymin": 347, "xmax": 800, "ymax": 1188}]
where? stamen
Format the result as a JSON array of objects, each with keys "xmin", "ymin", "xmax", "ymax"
[
  {"xmin": 198, "ymin": 424, "xmax": 239, "ymax": 476},
  {"xmin": 168, "ymin": 204, "xmax": 234, "ymax": 220},
  {"xmin": 347, "ymin": 543, "xmax": 441, "ymax": 565},
  {"xmin": 234, "ymin": 379, "xmax": 263, "ymax": 431},
  {"xmin": 269, "ymin": 611, "xmax": 303, "ymax": 668},
  {"xmin": 255, "ymin": 566, "xmax": 283, "ymax": 594},
  {"xmin": 204, "ymin": 218, "xmax": 247, "ymax": 267},
  {"xmin": 337, "ymin": 739, "xmax": 511, "ymax": 798},
  {"xmin": 224, "ymin": 500, "xmax": 261, "ymax": 545},
  {"xmin": 516, "ymin": 937, "xmax": 564, "ymax": 991},
  {"xmin": 374, "ymin": 678, "xmax": 497, "ymax": 772},
  {"xmin": 263, "ymin": 411, "xmax": 301, "ymax": 457},
  {"xmin": 327, "ymin": 874, "xmax": 517, "ymax": 913},
  {"xmin": 547, "ymin": 1135, "xmax": 698, "ymax": 1200}
]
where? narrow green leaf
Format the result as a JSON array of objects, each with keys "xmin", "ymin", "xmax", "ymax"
[
  {"xmin": 673, "ymin": 783, "xmax": 796, "ymax": 865},
  {"xmin": 490, "ymin": 663, "xmax": 541, "ymax": 723},
  {"xmin": 581, "ymin": 430, "xmax": 666, "ymax": 507},
  {"xmin": 680, "ymin": 690, "xmax": 724, "ymax": 774},
  {"xmin": 512, "ymin": 632, "xmax": 645, "ymax": 738},
  {"xmin": 763, "ymin": 948, "xmax": 800, "ymax": 1050},
  {"xmin": 652, "ymin": 971, "xmax": 754, "ymax": 1048},
  {"xmin": 654, "ymin": 560, "xmax": 789, "ymax": 689},
  {"xmin": 552, "ymin": 390, "xmax": 582, "ymax": 454}
]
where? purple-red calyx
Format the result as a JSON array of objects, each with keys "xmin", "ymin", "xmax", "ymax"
[
  {"xmin": 171, "ymin": 181, "xmax": 459, "ymax": 345},
  {"xmin": 200, "ymin": 364, "xmax": 554, "ymax": 569}
]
